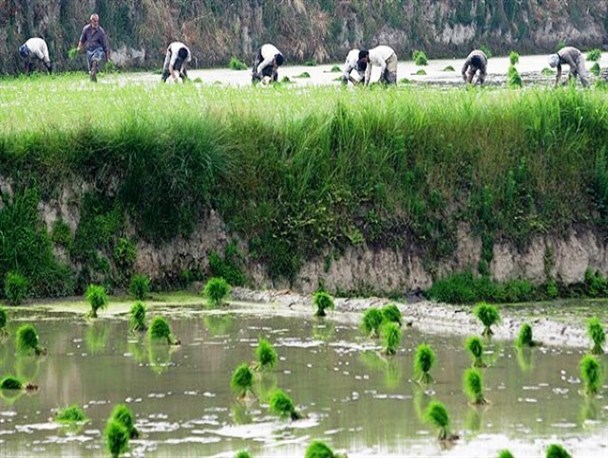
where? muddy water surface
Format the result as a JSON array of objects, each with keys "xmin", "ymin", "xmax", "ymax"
[{"xmin": 0, "ymin": 308, "xmax": 606, "ymax": 457}]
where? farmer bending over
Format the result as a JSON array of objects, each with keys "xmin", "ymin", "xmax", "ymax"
[
  {"xmin": 548, "ymin": 46, "xmax": 589, "ymax": 88},
  {"xmin": 461, "ymin": 49, "xmax": 487, "ymax": 85},
  {"xmin": 162, "ymin": 42, "xmax": 192, "ymax": 83},
  {"xmin": 19, "ymin": 37, "xmax": 52, "ymax": 74},
  {"xmin": 357, "ymin": 46, "xmax": 398, "ymax": 85},
  {"xmin": 252, "ymin": 43, "xmax": 284, "ymax": 84},
  {"xmin": 342, "ymin": 49, "xmax": 365, "ymax": 85}
]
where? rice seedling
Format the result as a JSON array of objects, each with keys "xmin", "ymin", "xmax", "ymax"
[
  {"xmin": 85, "ymin": 284, "xmax": 108, "ymax": 318},
  {"xmin": 586, "ymin": 317, "xmax": 605, "ymax": 354},
  {"xmin": 414, "ymin": 343, "xmax": 436, "ymax": 385},
  {"xmin": 515, "ymin": 323, "xmax": 535, "ymax": 347},
  {"xmin": 55, "ymin": 404, "xmax": 88, "ymax": 424},
  {"xmin": 464, "ymin": 368, "xmax": 488, "ymax": 405},
  {"xmin": 580, "ymin": 355, "xmax": 602, "ymax": 396},
  {"xmin": 0, "ymin": 305, "xmax": 8, "ymax": 336},
  {"xmin": 304, "ymin": 440, "xmax": 348, "ymax": 458},
  {"xmin": 203, "ymin": 277, "xmax": 231, "ymax": 307},
  {"xmin": 231, "ymin": 363, "xmax": 254, "ymax": 399},
  {"xmin": 361, "ymin": 307, "xmax": 383, "ymax": 338},
  {"xmin": 129, "ymin": 274, "xmax": 150, "ymax": 300},
  {"xmin": 465, "ymin": 336, "xmax": 486, "ymax": 367},
  {"xmin": 413, "ymin": 50, "xmax": 428, "ymax": 66},
  {"xmin": 254, "ymin": 338, "xmax": 278, "ymax": 371},
  {"xmin": 4, "ymin": 272, "xmax": 28, "ymax": 306},
  {"xmin": 381, "ymin": 304, "xmax": 402, "ymax": 326},
  {"xmin": 129, "ymin": 301, "xmax": 147, "ymax": 332},
  {"xmin": 313, "ymin": 291, "xmax": 334, "ymax": 317},
  {"xmin": 148, "ymin": 316, "xmax": 180, "ymax": 345},
  {"xmin": 425, "ymin": 400, "xmax": 454, "ymax": 441},
  {"xmin": 229, "ymin": 57, "xmax": 248, "ymax": 70},
  {"xmin": 0, "ymin": 376, "xmax": 23, "ymax": 390},
  {"xmin": 498, "ymin": 450, "xmax": 515, "ymax": 458},
  {"xmin": 235, "ymin": 451, "xmax": 251, "ymax": 458},
  {"xmin": 545, "ymin": 444, "xmax": 572, "ymax": 458},
  {"xmin": 16, "ymin": 324, "xmax": 46, "ymax": 356},
  {"xmin": 381, "ymin": 322, "xmax": 402, "ymax": 355},
  {"xmin": 105, "ymin": 419, "xmax": 129, "ymax": 458},
  {"xmin": 473, "ymin": 303, "xmax": 500, "ymax": 337},
  {"xmin": 110, "ymin": 404, "xmax": 139, "ymax": 439},
  {"xmin": 268, "ymin": 388, "xmax": 303, "ymax": 420}
]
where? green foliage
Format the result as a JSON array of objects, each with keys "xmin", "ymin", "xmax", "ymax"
[
  {"xmin": 415, "ymin": 69, "xmax": 427, "ymax": 75},
  {"xmin": 466, "ymin": 336, "xmax": 486, "ymax": 367},
  {"xmin": 296, "ymin": 72, "xmax": 311, "ymax": 78},
  {"xmin": 229, "ymin": 57, "xmax": 248, "ymax": 70},
  {"xmin": 110, "ymin": 404, "xmax": 139, "ymax": 439},
  {"xmin": 464, "ymin": 368, "xmax": 487, "ymax": 404},
  {"xmin": 235, "ymin": 451, "xmax": 251, "ymax": 458},
  {"xmin": 203, "ymin": 277, "xmax": 231, "ymax": 307},
  {"xmin": 268, "ymin": 388, "xmax": 302, "ymax": 420},
  {"xmin": 4, "ymin": 272, "xmax": 28, "ymax": 306},
  {"xmin": 546, "ymin": 444, "xmax": 572, "ymax": 458},
  {"xmin": 516, "ymin": 323, "xmax": 534, "ymax": 347},
  {"xmin": 16, "ymin": 324, "xmax": 44, "ymax": 355},
  {"xmin": 361, "ymin": 307, "xmax": 383, "ymax": 337},
  {"xmin": 541, "ymin": 67, "xmax": 556, "ymax": 76},
  {"xmin": 580, "ymin": 355, "xmax": 602, "ymax": 396},
  {"xmin": 105, "ymin": 419, "xmax": 129, "ymax": 458},
  {"xmin": 55, "ymin": 405, "xmax": 88, "ymax": 424},
  {"xmin": 85, "ymin": 284, "xmax": 108, "ymax": 318},
  {"xmin": 0, "ymin": 305, "xmax": 7, "ymax": 333},
  {"xmin": 149, "ymin": 316, "xmax": 177, "ymax": 345},
  {"xmin": 479, "ymin": 45, "xmax": 493, "ymax": 58},
  {"xmin": 587, "ymin": 317, "xmax": 605, "ymax": 354},
  {"xmin": 412, "ymin": 50, "xmax": 428, "ymax": 66},
  {"xmin": 425, "ymin": 400, "xmax": 451, "ymax": 440},
  {"xmin": 414, "ymin": 343, "xmax": 436, "ymax": 385},
  {"xmin": 329, "ymin": 65, "xmax": 341, "ymax": 72},
  {"xmin": 381, "ymin": 304, "xmax": 402, "ymax": 326},
  {"xmin": 51, "ymin": 220, "xmax": 73, "ymax": 248},
  {"xmin": 305, "ymin": 440, "xmax": 341, "ymax": 458},
  {"xmin": 509, "ymin": 51, "xmax": 520, "ymax": 65},
  {"xmin": 473, "ymin": 302, "xmax": 500, "ymax": 336},
  {"xmin": 129, "ymin": 274, "xmax": 150, "ymax": 300},
  {"xmin": 304, "ymin": 60, "xmax": 317, "ymax": 66},
  {"xmin": 231, "ymin": 363, "xmax": 254, "ymax": 398},
  {"xmin": 507, "ymin": 65, "xmax": 522, "ymax": 88},
  {"xmin": 0, "ymin": 376, "xmax": 23, "ymax": 390},
  {"xmin": 498, "ymin": 450, "xmax": 515, "ymax": 458},
  {"xmin": 129, "ymin": 301, "xmax": 147, "ymax": 332},
  {"xmin": 587, "ymin": 49, "xmax": 602, "ymax": 62},
  {"xmin": 255, "ymin": 338, "xmax": 278, "ymax": 370},
  {"xmin": 443, "ymin": 65, "xmax": 455, "ymax": 72},
  {"xmin": 208, "ymin": 242, "xmax": 245, "ymax": 286},
  {"xmin": 381, "ymin": 322, "xmax": 402, "ymax": 355},
  {"xmin": 590, "ymin": 62, "xmax": 601, "ymax": 77},
  {"xmin": 313, "ymin": 291, "xmax": 334, "ymax": 317},
  {"xmin": 113, "ymin": 237, "xmax": 137, "ymax": 283}
]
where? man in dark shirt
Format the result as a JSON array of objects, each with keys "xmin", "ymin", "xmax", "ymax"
[
  {"xmin": 77, "ymin": 13, "xmax": 110, "ymax": 82},
  {"xmin": 462, "ymin": 50, "xmax": 488, "ymax": 85}
]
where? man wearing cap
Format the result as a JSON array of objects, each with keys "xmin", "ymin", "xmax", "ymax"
[
  {"xmin": 77, "ymin": 13, "xmax": 110, "ymax": 82},
  {"xmin": 548, "ymin": 46, "xmax": 589, "ymax": 88},
  {"xmin": 161, "ymin": 41, "xmax": 192, "ymax": 83},
  {"xmin": 252, "ymin": 43, "xmax": 284, "ymax": 84},
  {"xmin": 341, "ymin": 49, "xmax": 365, "ymax": 85},
  {"xmin": 461, "ymin": 49, "xmax": 488, "ymax": 85},
  {"xmin": 19, "ymin": 38, "xmax": 52, "ymax": 74},
  {"xmin": 357, "ymin": 45, "xmax": 398, "ymax": 85}
]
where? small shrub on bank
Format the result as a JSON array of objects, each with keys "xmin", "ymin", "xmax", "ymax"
[
  {"xmin": 203, "ymin": 277, "xmax": 231, "ymax": 307},
  {"xmin": 5, "ymin": 272, "xmax": 28, "ymax": 306},
  {"xmin": 85, "ymin": 284, "xmax": 108, "ymax": 318},
  {"xmin": 129, "ymin": 274, "xmax": 150, "ymax": 300}
]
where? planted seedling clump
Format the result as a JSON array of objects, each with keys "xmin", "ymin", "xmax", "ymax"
[
  {"xmin": 231, "ymin": 363, "xmax": 254, "ymax": 399},
  {"xmin": 464, "ymin": 368, "xmax": 488, "ymax": 405},
  {"xmin": 55, "ymin": 404, "xmax": 88, "ymax": 424},
  {"xmin": 473, "ymin": 303, "xmax": 500, "ymax": 337},
  {"xmin": 203, "ymin": 277, "xmax": 231, "ymax": 307},
  {"xmin": 516, "ymin": 323, "xmax": 535, "ymax": 347},
  {"xmin": 130, "ymin": 302, "xmax": 147, "ymax": 332},
  {"xmin": 587, "ymin": 317, "xmax": 605, "ymax": 355},
  {"xmin": 110, "ymin": 404, "xmax": 139, "ymax": 438},
  {"xmin": 16, "ymin": 324, "xmax": 46, "ymax": 355},
  {"xmin": 381, "ymin": 304, "xmax": 402, "ymax": 326},
  {"xmin": 546, "ymin": 444, "xmax": 572, "ymax": 458},
  {"xmin": 0, "ymin": 376, "xmax": 23, "ymax": 390},
  {"xmin": 269, "ymin": 388, "xmax": 303, "ymax": 420},
  {"xmin": 414, "ymin": 343, "xmax": 436, "ymax": 385},
  {"xmin": 255, "ymin": 338, "xmax": 278, "ymax": 371},
  {"xmin": 498, "ymin": 451, "xmax": 515, "ymax": 458},
  {"xmin": 381, "ymin": 322, "xmax": 402, "ymax": 355},
  {"xmin": 85, "ymin": 284, "xmax": 108, "ymax": 318},
  {"xmin": 425, "ymin": 400, "xmax": 457, "ymax": 441},
  {"xmin": 305, "ymin": 440, "xmax": 348, "ymax": 458},
  {"xmin": 235, "ymin": 451, "xmax": 251, "ymax": 458},
  {"xmin": 465, "ymin": 336, "xmax": 486, "ymax": 368},
  {"xmin": 580, "ymin": 355, "xmax": 602, "ymax": 396},
  {"xmin": 105, "ymin": 419, "xmax": 129, "ymax": 458},
  {"xmin": 313, "ymin": 291, "xmax": 334, "ymax": 317},
  {"xmin": 148, "ymin": 316, "xmax": 180, "ymax": 345},
  {"xmin": 361, "ymin": 308, "xmax": 383, "ymax": 338}
]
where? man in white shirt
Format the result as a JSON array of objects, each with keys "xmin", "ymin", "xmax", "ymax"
[
  {"xmin": 342, "ymin": 49, "xmax": 365, "ymax": 85},
  {"xmin": 252, "ymin": 43, "xmax": 284, "ymax": 84},
  {"xmin": 357, "ymin": 46, "xmax": 398, "ymax": 85},
  {"xmin": 161, "ymin": 41, "xmax": 192, "ymax": 83},
  {"xmin": 548, "ymin": 46, "xmax": 589, "ymax": 88},
  {"xmin": 19, "ymin": 37, "xmax": 52, "ymax": 74}
]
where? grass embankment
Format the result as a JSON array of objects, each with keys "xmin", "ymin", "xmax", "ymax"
[{"xmin": 1, "ymin": 77, "xmax": 608, "ymax": 301}]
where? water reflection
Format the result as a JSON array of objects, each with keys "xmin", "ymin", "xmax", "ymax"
[
  {"xmin": 516, "ymin": 347, "xmax": 535, "ymax": 373},
  {"xmin": 359, "ymin": 350, "xmax": 402, "ymax": 389},
  {"xmin": 147, "ymin": 343, "xmax": 174, "ymax": 375},
  {"xmin": 231, "ymin": 401, "xmax": 253, "ymax": 425},
  {"xmin": 204, "ymin": 314, "xmax": 234, "ymax": 336},
  {"xmin": 312, "ymin": 320, "xmax": 335, "ymax": 341},
  {"xmin": 85, "ymin": 321, "xmax": 109, "ymax": 355},
  {"xmin": 15, "ymin": 355, "xmax": 41, "ymax": 382}
]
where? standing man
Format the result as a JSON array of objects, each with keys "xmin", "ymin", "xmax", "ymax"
[
  {"xmin": 548, "ymin": 46, "xmax": 589, "ymax": 88},
  {"xmin": 341, "ymin": 48, "xmax": 365, "ymax": 85},
  {"xmin": 161, "ymin": 41, "xmax": 192, "ymax": 83},
  {"xmin": 19, "ymin": 37, "xmax": 52, "ymax": 74},
  {"xmin": 461, "ymin": 49, "xmax": 488, "ymax": 85},
  {"xmin": 252, "ymin": 43, "xmax": 284, "ymax": 84},
  {"xmin": 357, "ymin": 46, "xmax": 398, "ymax": 85},
  {"xmin": 77, "ymin": 13, "xmax": 110, "ymax": 82}
]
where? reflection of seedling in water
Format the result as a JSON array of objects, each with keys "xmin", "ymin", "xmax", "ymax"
[
  {"xmin": 85, "ymin": 284, "xmax": 108, "ymax": 318},
  {"xmin": 414, "ymin": 343, "xmax": 436, "ymax": 385},
  {"xmin": 516, "ymin": 323, "xmax": 535, "ymax": 348},
  {"xmin": 110, "ymin": 404, "xmax": 139, "ymax": 438},
  {"xmin": 305, "ymin": 440, "xmax": 348, "ymax": 458},
  {"xmin": 255, "ymin": 338, "xmax": 278, "ymax": 371},
  {"xmin": 580, "ymin": 355, "xmax": 602, "ymax": 396},
  {"xmin": 268, "ymin": 388, "xmax": 303, "ymax": 420},
  {"xmin": 149, "ymin": 316, "xmax": 180, "ymax": 345},
  {"xmin": 86, "ymin": 321, "xmax": 109, "ymax": 354},
  {"xmin": 515, "ymin": 347, "xmax": 534, "ymax": 373},
  {"xmin": 16, "ymin": 324, "xmax": 46, "ymax": 356},
  {"xmin": 313, "ymin": 291, "xmax": 334, "ymax": 317},
  {"xmin": 15, "ymin": 355, "xmax": 41, "ymax": 381},
  {"xmin": 546, "ymin": 444, "xmax": 572, "ymax": 458},
  {"xmin": 130, "ymin": 302, "xmax": 147, "ymax": 332},
  {"xmin": 580, "ymin": 397, "xmax": 599, "ymax": 423},
  {"xmin": 425, "ymin": 400, "xmax": 456, "ymax": 441},
  {"xmin": 203, "ymin": 277, "xmax": 231, "ymax": 307},
  {"xmin": 231, "ymin": 363, "xmax": 255, "ymax": 399},
  {"xmin": 382, "ymin": 304, "xmax": 402, "ymax": 326},
  {"xmin": 204, "ymin": 314, "xmax": 234, "ymax": 336},
  {"xmin": 105, "ymin": 419, "xmax": 129, "ymax": 458},
  {"xmin": 466, "ymin": 336, "xmax": 485, "ymax": 367},
  {"xmin": 465, "ymin": 407, "xmax": 482, "ymax": 432},
  {"xmin": 586, "ymin": 317, "xmax": 605, "ymax": 355},
  {"xmin": 498, "ymin": 450, "xmax": 515, "ymax": 458},
  {"xmin": 1, "ymin": 376, "xmax": 24, "ymax": 390},
  {"xmin": 0, "ymin": 305, "xmax": 8, "ymax": 337},
  {"xmin": 147, "ymin": 343, "xmax": 172, "ymax": 375},
  {"xmin": 312, "ymin": 321, "xmax": 335, "ymax": 341},
  {"xmin": 231, "ymin": 402, "xmax": 253, "ymax": 425},
  {"xmin": 361, "ymin": 307, "xmax": 383, "ymax": 337},
  {"xmin": 464, "ymin": 368, "xmax": 488, "ymax": 405},
  {"xmin": 473, "ymin": 303, "xmax": 500, "ymax": 337},
  {"xmin": 359, "ymin": 350, "xmax": 401, "ymax": 388},
  {"xmin": 381, "ymin": 322, "xmax": 401, "ymax": 355},
  {"xmin": 55, "ymin": 404, "xmax": 89, "ymax": 424}
]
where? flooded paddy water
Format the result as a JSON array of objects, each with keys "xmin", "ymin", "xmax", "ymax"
[{"xmin": 0, "ymin": 301, "xmax": 607, "ymax": 457}]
